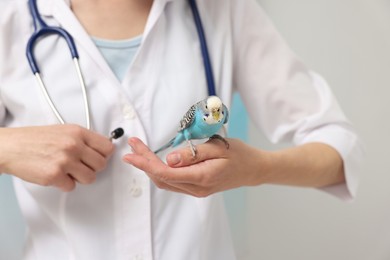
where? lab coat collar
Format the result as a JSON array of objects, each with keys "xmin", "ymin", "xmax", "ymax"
[
  {"xmin": 36, "ymin": 0, "xmax": 55, "ymax": 16},
  {"xmin": 36, "ymin": 0, "xmax": 177, "ymax": 39},
  {"xmin": 37, "ymin": 0, "xmax": 177, "ymax": 17},
  {"xmin": 35, "ymin": 0, "xmax": 177, "ymax": 94}
]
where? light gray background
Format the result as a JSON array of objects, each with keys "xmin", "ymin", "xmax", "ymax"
[
  {"xmin": 1, "ymin": 0, "xmax": 390, "ymax": 259},
  {"xmin": 245, "ymin": 0, "xmax": 390, "ymax": 259}
]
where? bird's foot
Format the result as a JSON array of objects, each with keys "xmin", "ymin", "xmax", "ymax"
[
  {"xmin": 188, "ymin": 140, "xmax": 198, "ymax": 157},
  {"xmin": 209, "ymin": 134, "xmax": 230, "ymax": 149}
]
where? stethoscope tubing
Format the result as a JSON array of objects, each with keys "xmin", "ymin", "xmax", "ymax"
[
  {"xmin": 26, "ymin": 0, "xmax": 216, "ymax": 131},
  {"xmin": 27, "ymin": 0, "xmax": 79, "ymax": 74},
  {"xmin": 188, "ymin": 0, "xmax": 216, "ymax": 96},
  {"xmin": 26, "ymin": 0, "xmax": 90, "ymax": 129}
]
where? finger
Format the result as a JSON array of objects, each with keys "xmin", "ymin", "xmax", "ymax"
[
  {"xmin": 123, "ymin": 153, "xmax": 155, "ymax": 173},
  {"xmin": 83, "ymin": 129, "xmax": 115, "ymax": 157},
  {"xmin": 124, "ymin": 137, "xmax": 165, "ymax": 166},
  {"xmin": 52, "ymin": 174, "xmax": 76, "ymax": 192},
  {"xmin": 80, "ymin": 145, "xmax": 108, "ymax": 172},
  {"xmin": 127, "ymin": 137, "xmax": 158, "ymax": 160},
  {"xmin": 124, "ymin": 137, "xmax": 217, "ymax": 186},
  {"xmin": 123, "ymin": 151, "xmax": 195, "ymax": 192},
  {"xmin": 123, "ymin": 138, "xmax": 196, "ymax": 183},
  {"xmin": 152, "ymin": 177, "xmax": 214, "ymax": 198},
  {"xmin": 125, "ymin": 151, "xmax": 211, "ymax": 189},
  {"xmin": 123, "ymin": 151, "xmax": 172, "ymax": 182},
  {"xmin": 123, "ymin": 137, "xmax": 161, "ymax": 172},
  {"xmin": 166, "ymin": 138, "xmax": 229, "ymax": 167},
  {"xmin": 166, "ymin": 182, "xmax": 212, "ymax": 197},
  {"xmin": 68, "ymin": 162, "xmax": 97, "ymax": 185},
  {"xmin": 151, "ymin": 178, "xmax": 195, "ymax": 196}
]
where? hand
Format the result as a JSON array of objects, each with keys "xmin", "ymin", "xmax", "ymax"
[
  {"xmin": 123, "ymin": 137, "xmax": 263, "ymax": 197},
  {"xmin": 0, "ymin": 124, "xmax": 114, "ymax": 192}
]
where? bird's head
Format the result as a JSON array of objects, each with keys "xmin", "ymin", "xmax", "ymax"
[{"xmin": 203, "ymin": 96, "xmax": 223, "ymax": 124}]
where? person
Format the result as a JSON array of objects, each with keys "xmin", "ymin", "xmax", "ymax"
[{"xmin": 0, "ymin": 0, "xmax": 362, "ymax": 259}]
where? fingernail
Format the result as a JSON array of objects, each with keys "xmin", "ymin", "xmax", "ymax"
[{"xmin": 167, "ymin": 153, "xmax": 181, "ymax": 166}]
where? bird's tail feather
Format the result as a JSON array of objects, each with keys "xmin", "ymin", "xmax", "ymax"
[{"xmin": 154, "ymin": 137, "xmax": 175, "ymax": 154}]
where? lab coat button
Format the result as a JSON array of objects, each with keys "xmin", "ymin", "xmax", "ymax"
[
  {"xmin": 123, "ymin": 105, "xmax": 135, "ymax": 120},
  {"xmin": 130, "ymin": 185, "xmax": 142, "ymax": 198},
  {"xmin": 132, "ymin": 254, "xmax": 143, "ymax": 260}
]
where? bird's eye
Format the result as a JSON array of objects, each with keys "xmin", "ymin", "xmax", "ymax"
[
  {"xmin": 217, "ymin": 108, "xmax": 220, "ymax": 112},
  {"xmin": 205, "ymin": 105, "xmax": 208, "ymax": 109}
]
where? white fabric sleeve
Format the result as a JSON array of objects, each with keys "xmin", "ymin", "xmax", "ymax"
[
  {"xmin": 230, "ymin": 0, "xmax": 363, "ymax": 200},
  {"xmin": 294, "ymin": 72, "xmax": 363, "ymax": 200},
  {"xmin": 0, "ymin": 1, "xmax": 12, "ymax": 127}
]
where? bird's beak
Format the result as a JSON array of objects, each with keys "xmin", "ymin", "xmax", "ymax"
[{"xmin": 212, "ymin": 109, "xmax": 219, "ymax": 120}]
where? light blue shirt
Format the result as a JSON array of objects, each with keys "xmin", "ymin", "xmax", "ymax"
[{"xmin": 92, "ymin": 36, "xmax": 142, "ymax": 82}]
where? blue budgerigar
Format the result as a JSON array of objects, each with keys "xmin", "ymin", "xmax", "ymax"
[{"xmin": 154, "ymin": 95, "xmax": 229, "ymax": 156}]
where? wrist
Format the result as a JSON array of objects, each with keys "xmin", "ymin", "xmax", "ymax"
[{"xmin": 244, "ymin": 146, "xmax": 274, "ymax": 186}]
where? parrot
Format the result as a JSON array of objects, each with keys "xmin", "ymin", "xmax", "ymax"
[{"xmin": 154, "ymin": 95, "xmax": 230, "ymax": 157}]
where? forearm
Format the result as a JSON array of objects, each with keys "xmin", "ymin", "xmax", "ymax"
[{"xmin": 256, "ymin": 142, "xmax": 345, "ymax": 188}]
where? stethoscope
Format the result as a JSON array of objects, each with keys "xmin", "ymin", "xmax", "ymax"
[{"xmin": 26, "ymin": 0, "xmax": 216, "ymax": 140}]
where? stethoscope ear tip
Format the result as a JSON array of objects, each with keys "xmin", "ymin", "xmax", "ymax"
[{"xmin": 110, "ymin": 127, "xmax": 125, "ymax": 140}]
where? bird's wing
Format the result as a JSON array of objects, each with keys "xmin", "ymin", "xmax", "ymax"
[{"xmin": 179, "ymin": 104, "xmax": 197, "ymax": 131}]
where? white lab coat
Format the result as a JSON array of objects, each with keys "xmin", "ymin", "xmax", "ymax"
[{"xmin": 0, "ymin": 0, "xmax": 362, "ymax": 259}]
